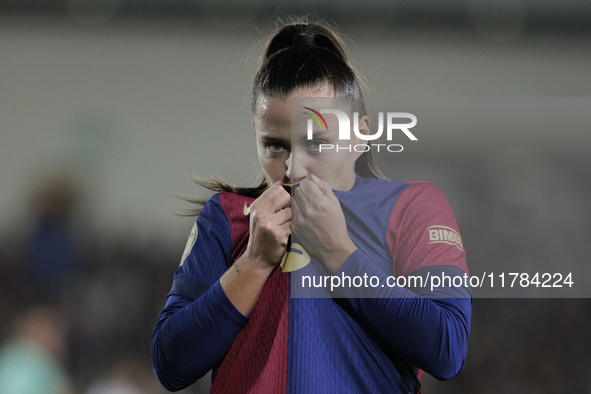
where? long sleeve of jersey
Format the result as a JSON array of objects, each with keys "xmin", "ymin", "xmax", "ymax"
[
  {"xmin": 151, "ymin": 194, "xmax": 249, "ymax": 391},
  {"xmin": 151, "ymin": 283, "xmax": 248, "ymax": 391},
  {"xmin": 330, "ymin": 181, "xmax": 471, "ymax": 381},
  {"xmin": 331, "ymin": 253, "xmax": 471, "ymax": 380}
]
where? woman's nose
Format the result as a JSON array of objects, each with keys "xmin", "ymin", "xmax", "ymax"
[{"xmin": 285, "ymin": 152, "xmax": 307, "ymax": 184}]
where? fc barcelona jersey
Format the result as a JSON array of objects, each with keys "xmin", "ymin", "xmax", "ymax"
[{"xmin": 151, "ymin": 175, "xmax": 471, "ymax": 393}]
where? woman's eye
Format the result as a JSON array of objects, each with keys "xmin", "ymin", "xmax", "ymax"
[
  {"xmin": 266, "ymin": 143, "xmax": 286, "ymax": 153},
  {"xmin": 307, "ymin": 140, "xmax": 324, "ymax": 151}
]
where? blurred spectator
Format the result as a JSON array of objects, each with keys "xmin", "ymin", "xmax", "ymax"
[
  {"xmin": 85, "ymin": 357, "xmax": 156, "ymax": 394},
  {"xmin": 0, "ymin": 306, "xmax": 75, "ymax": 394},
  {"xmin": 26, "ymin": 171, "xmax": 82, "ymax": 305}
]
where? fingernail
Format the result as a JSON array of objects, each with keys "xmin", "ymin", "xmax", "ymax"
[{"xmin": 310, "ymin": 174, "xmax": 318, "ymax": 182}]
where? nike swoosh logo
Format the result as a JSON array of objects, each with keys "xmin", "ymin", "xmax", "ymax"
[{"xmin": 243, "ymin": 203, "xmax": 251, "ymax": 216}]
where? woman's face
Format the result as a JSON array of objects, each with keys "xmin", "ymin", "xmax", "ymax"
[{"xmin": 254, "ymin": 84, "xmax": 370, "ymax": 192}]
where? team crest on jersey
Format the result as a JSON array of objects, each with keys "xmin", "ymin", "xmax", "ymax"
[
  {"xmin": 427, "ymin": 225, "xmax": 464, "ymax": 252},
  {"xmin": 180, "ymin": 222, "xmax": 198, "ymax": 266},
  {"xmin": 280, "ymin": 243, "xmax": 311, "ymax": 272}
]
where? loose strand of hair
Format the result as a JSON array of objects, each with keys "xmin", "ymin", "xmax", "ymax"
[{"xmin": 177, "ymin": 174, "xmax": 268, "ymax": 217}]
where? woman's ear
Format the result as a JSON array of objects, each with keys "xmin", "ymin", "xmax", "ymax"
[
  {"xmin": 354, "ymin": 115, "xmax": 371, "ymax": 157},
  {"xmin": 356, "ymin": 115, "xmax": 371, "ymax": 137}
]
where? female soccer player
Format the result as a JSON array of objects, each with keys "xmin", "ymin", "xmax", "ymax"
[{"xmin": 151, "ymin": 20, "xmax": 471, "ymax": 394}]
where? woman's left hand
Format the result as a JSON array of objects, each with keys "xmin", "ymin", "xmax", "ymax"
[{"xmin": 291, "ymin": 174, "xmax": 358, "ymax": 273}]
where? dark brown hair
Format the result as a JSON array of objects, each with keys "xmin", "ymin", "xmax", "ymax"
[{"xmin": 184, "ymin": 18, "xmax": 387, "ymax": 215}]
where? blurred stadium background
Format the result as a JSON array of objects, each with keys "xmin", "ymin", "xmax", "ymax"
[{"xmin": 0, "ymin": 1, "xmax": 590, "ymax": 393}]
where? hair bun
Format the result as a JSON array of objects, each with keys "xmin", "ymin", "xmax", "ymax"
[{"xmin": 292, "ymin": 34, "xmax": 316, "ymax": 48}]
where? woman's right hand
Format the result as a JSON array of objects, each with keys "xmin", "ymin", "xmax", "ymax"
[
  {"xmin": 220, "ymin": 181, "xmax": 291, "ymax": 316},
  {"xmin": 243, "ymin": 180, "xmax": 292, "ymax": 269}
]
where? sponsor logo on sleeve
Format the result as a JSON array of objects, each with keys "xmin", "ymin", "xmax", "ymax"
[{"xmin": 427, "ymin": 225, "xmax": 464, "ymax": 252}]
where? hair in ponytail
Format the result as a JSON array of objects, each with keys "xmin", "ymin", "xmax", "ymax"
[{"xmin": 185, "ymin": 18, "xmax": 387, "ymax": 216}]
